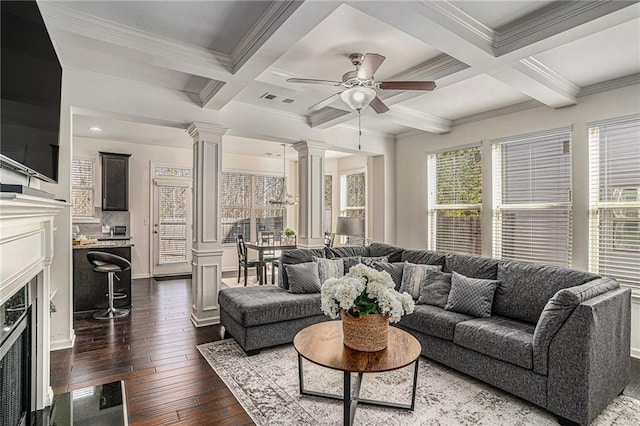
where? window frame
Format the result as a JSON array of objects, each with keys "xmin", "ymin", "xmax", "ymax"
[
  {"xmin": 71, "ymin": 157, "xmax": 97, "ymax": 220},
  {"xmin": 340, "ymin": 169, "xmax": 367, "ymax": 244}
]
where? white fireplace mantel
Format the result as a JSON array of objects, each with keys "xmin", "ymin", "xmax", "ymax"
[{"xmin": 0, "ymin": 193, "xmax": 68, "ymax": 410}]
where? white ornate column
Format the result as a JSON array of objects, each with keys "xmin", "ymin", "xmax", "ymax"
[
  {"xmin": 293, "ymin": 141, "xmax": 327, "ymax": 248},
  {"xmin": 187, "ymin": 123, "xmax": 226, "ymax": 327}
]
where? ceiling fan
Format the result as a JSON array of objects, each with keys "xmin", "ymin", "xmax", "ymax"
[{"xmin": 287, "ymin": 53, "xmax": 436, "ymax": 114}]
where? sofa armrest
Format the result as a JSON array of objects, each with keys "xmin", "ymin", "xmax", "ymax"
[{"xmin": 546, "ymin": 287, "xmax": 630, "ymax": 425}]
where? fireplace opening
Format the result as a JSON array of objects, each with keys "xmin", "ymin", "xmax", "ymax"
[{"xmin": 1, "ymin": 283, "xmax": 33, "ymax": 426}]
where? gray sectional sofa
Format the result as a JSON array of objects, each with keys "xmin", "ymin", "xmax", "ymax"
[{"xmin": 218, "ymin": 243, "xmax": 631, "ymax": 425}]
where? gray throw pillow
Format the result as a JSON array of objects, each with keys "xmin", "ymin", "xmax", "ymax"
[
  {"xmin": 313, "ymin": 257, "xmax": 344, "ymax": 284},
  {"xmin": 285, "ymin": 262, "xmax": 322, "ymax": 294},
  {"xmin": 372, "ymin": 261, "xmax": 404, "ymax": 291},
  {"xmin": 342, "ymin": 256, "xmax": 362, "ymax": 272},
  {"xmin": 399, "ymin": 262, "xmax": 443, "ymax": 300},
  {"xmin": 361, "ymin": 256, "xmax": 389, "ymax": 267},
  {"xmin": 444, "ymin": 272, "xmax": 499, "ymax": 318},
  {"xmin": 416, "ymin": 270, "xmax": 452, "ymax": 308}
]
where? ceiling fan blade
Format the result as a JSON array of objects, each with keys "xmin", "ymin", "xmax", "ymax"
[
  {"xmin": 379, "ymin": 81, "xmax": 436, "ymax": 90},
  {"xmin": 308, "ymin": 92, "xmax": 342, "ymax": 111},
  {"xmin": 369, "ymin": 96, "xmax": 389, "ymax": 114},
  {"xmin": 378, "ymin": 81, "xmax": 436, "ymax": 90},
  {"xmin": 287, "ymin": 78, "xmax": 341, "ymax": 86},
  {"xmin": 357, "ymin": 53, "xmax": 385, "ymax": 80}
]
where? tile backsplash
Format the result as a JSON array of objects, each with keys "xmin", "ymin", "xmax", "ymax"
[{"xmin": 74, "ymin": 208, "xmax": 130, "ymax": 237}]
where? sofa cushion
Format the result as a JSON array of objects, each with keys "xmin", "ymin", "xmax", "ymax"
[
  {"xmin": 372, "ymin": 261, "xmax": 404, "ymax": 291},
  {"xmin": 368, "ymin": 242, "xmax": 404, "ymax": 263},
  {"xmin": 285, "ymin": 262, "xmax": 322, "ymax": 294},
  {"xmin": 342, "ymin": 256, "xmax": 362, "ymax": 272},
  {"xmin": 325, "ymin": 246, "xmax": 369, "ymax": 259},
  {"xmin": 401, "ymin": 249, "xmax": 446, "ymax": 267},
  {"xmin": 416, "ymin": 270, "xmax": 452, "ymax": 308},
  {"xmin": 494, "ymin": 261, "xmax": 601, "ymax": 324},
  {"xmin": 399, "ymin": 262, "xmax": 442, "ymax": 299},
  {"xmin": 445, "ymin": 272, "xmax": 499, "ymax": 318},
  {"xmin": 399, "ymin": 304, "xmax": 474, "ymax": 341},
  {"xmin": 362, "ymin": 256, "xmax": 388, "ymax": 267},
  {"xmin": 219, "ymin": 286, "xmax": 323, "ymax": 327},
  {"xmin": 314, "ymin": 257, "xmax": 344, "ymax": 284},
  {"xmin": 532, "ymin": 277, "xmax": 619, "ymax": 375},
  {"xmin": 454, "ymin": 316, "xmax": 535, "ymax": 369},
  {"xmin": 279, "ymin": 248, "xmax": 326, "ymax": 290},
  {"xmin": 444, "ymin": 253, "xmax": 499, "ymax": 279}
]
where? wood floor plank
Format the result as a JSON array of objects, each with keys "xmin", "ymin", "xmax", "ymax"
[{"xmin": 50, "ymin": 277, "xmax": 254, "ymax": 425}]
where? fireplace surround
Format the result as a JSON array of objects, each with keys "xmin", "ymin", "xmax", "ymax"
[{"xmin": 0, "ymin": 193, "xmax": 67, "ymax": 419}]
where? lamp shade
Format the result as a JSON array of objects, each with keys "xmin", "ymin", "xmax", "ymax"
[
  {"xmin": 340, "ymin": 87, "xmax": 376, "ymax": 111},
  {"xmin": 335, "ymin": 217, "xmax": 364, "ymax": 236}
]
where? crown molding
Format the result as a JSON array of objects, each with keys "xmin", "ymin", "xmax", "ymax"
[
  {"xmin": 578, "ymin": 73, "xmax": 640, "ymax": 98},
  {"xmin": 419, "ymin": 0, "xmax": 496, "ymax": 51},
  {"xmin": 396, "ymin": 128, "xmax": 427, "ymax": 140},
  {"xmin": 452, "ymin": 100, "xmax": 544, "ymax": 128},
  {"xmin": 40, "ymin": 3, "xmax": 234, "ymax": 77},
  {"xmin": 230, "ymin": 1, "xmax": 303, "ymax": 73},
  {"xmin": 187, "ymin": 123, "xmax": 228, "ymax": 139},
  {"xmin": 389, "ymin": 54, "xmax": 469, "ymax": 82},
  {"xmin": 386, "ymin": 106, "xmax": 451, "ymax": 134},
  {"xmin": 494, "ymin": 1, "xmax": 634, "ymax": 56},
  {"xmin": 308, "ymin": 107, "xmax": 352, "ymax": 128},
  {"xmin": 513, "ymin": 56, "xmax": 580, "ymax": 104},
  {"xmin": 225, "ymin": 101, "xmax": 308, "ymax": 124},
  {"xmin": 199, "ymin": 80, "xmax": 226, "ymax": 107}
]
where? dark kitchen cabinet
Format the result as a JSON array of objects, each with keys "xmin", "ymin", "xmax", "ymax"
[{"xmin": 100, "ymin": 152, "xmax": 130, "ymax": 211}]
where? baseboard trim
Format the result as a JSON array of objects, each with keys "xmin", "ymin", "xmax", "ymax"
[
  {"xmin": 631, "ymin": 348, "xmax": 640, "ymax": 359},
  {"xmin": 132, "ymin": 273, "xmax": 151, "ymax": 279},
  {"xmin": 50, "ymin": 331, "xmax": 75, "ymax": 351}
]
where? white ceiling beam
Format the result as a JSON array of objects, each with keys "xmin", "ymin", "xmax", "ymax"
[{"xmin": 385, "ymin": 106, "xmax": 452, "ymax": 134}]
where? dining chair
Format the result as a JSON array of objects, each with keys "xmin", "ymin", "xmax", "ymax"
[
  {"xmin": 259, "ymin": 231, "xmax": 279, "ymax": 284},
  {"xmin": 324, "ymin": 232, "xmax": 336, "ymax": 248},
  {"xmin": 236, "ymin": 234, "xmax": 261, "ymax": 286}
]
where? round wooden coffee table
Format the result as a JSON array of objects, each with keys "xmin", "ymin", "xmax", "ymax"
[{"xmin": 293, "ymin": 321, "xmax": 421, "ymax": 426}]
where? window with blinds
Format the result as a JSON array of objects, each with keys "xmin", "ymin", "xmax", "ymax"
[
  {"xmin": 588, "ymin": 115, "xmax": 640, "ymax": 288},
  {"xmin": 221, "ymin": 172, "xmax": 285, "ymax": 244},
  {"xmin": 324, "ymin": 175, "xmax": 332, "ymax": 234},
  {"xmin": 428, "ymin": 146, "xmax": 482, "ymax": 254},
  {"xmin": 158, "ymin": 185, "xmax": 188, "ymax": 264},
  {"xmin": 71, "ymin": 159, "xmax": 95, "ymax": 217},
  {"xmin": 492, "ymin": 127, "xmax": 572, "ymax": 266},
  {"xmin": 340, "ymin": 171, "xmax": 366, "ymax": 244}
]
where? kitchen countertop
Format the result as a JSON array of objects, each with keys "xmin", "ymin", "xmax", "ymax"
[{"xmin": 72, "ymin": 240, "xmax": 134, "ymax": 250}]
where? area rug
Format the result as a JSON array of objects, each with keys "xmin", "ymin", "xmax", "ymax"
[{"xmin": 197, "ymin": 340, "xmax": 640, "ymax": 425}]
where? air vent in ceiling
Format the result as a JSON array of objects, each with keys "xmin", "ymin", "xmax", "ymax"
[
  {"xmin": 261, "ymin": 93, "xmax": 278, "ymax": 100},
  {"xmin": 282, "ymin": 98, "xmax": 295, "ymax": 104}
]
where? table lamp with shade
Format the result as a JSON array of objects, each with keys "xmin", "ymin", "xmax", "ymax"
[{"xmin": 335, "ymin": 216, "xmax": 364, "ymax": 246}]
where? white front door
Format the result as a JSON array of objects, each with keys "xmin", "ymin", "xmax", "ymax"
[{"xmin": 151, "ymin": 167, "xmax": 192, "ymax": 277}]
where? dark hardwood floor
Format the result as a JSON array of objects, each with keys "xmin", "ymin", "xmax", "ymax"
[
  {"xmin": 51, "ymin": 277, "xmax": 640, "ymax": 425},
  {"xmin": 50, "ymin": 278, "xmax": 253, "ymax": 425}
]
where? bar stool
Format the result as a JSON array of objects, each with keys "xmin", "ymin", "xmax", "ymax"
[{"xmin": 87, "ymin": 251, "xmax": 131, "ymax": 319}]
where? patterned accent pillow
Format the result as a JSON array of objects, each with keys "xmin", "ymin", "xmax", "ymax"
[
  {"xmin": 416, "ymin": 270, "xmax": 452, "ymax": 308},
  {"xmin": 372, "ymin": 261, "xmax": 404, "ymax": 291},
  {"xmin": 342, "ymin": 256, "xmax": 362, "ymax": 273},
  {"xmin": 399, "ymin": 262, "xmax": 443, "ymax": 300},
  {"xmin": 313, "ymin": 257, "xmax": 344, "ymax": 284},
  {"xmin": 361, "ymin": 256, "xmax": 389, "ymax": 267},
  {"xmin": 444, "ymin": 272, "xmax": 499, "ymax": 318},
  {"xmin": 284, "ymin": 262, "xmax": 322, "ymax": 294}
]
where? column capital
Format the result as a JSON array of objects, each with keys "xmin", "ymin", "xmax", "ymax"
[
  {"xmin": 293, "ymin": 140, "xmax": 329, "ymax": 154},
  {"xmin": 187, "ymin": 123, "xmax": 228, "ymax": 140}
]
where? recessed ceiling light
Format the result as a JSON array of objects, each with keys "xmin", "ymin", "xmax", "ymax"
[
  {"xmin": 89, "ymin": 126, "xmax": 102, "ymax": 133},
  {"xmin": 266, "ymin": 152, "xmax": 273, "ymax": 156}
]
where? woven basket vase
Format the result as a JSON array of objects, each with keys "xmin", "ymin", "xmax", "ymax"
[{"xmin": 341, "ymin": 310, "xmax": 389, "ymax": 352}]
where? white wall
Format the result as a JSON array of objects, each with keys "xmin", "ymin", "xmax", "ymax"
[
  {"xmin": 73, "ymin": 137, "xmax": 192, "ymax": 278},
  {"xmin": 396, "ymin": 84, "xmax": 640, "ymax": 357}
]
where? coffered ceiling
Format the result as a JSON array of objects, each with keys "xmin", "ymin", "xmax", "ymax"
[{"xmin": 39, "ymin": 0, "xmax": 640, "ymax": 152}]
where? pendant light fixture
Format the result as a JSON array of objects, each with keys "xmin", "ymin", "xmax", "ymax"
[{"xmin": 269, "ymin": 144, "xmax": 296, "ymax": 206}]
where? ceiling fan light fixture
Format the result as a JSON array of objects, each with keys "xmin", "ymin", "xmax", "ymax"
[{"xmin": 340, "ymin": 87, "xmax": 376, "ymax": 111}]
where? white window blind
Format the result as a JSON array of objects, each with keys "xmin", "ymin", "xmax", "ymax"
[
  {"xmin": 340, "ymin": 171, "xmax": 366, "ymax": 244},
  {"xmin": 588, "ymin": 115, "xmax": 640, "ymax": 288},
  {"xmin": 71, "ymin": 159, "xmax": 94, "ymax": 217},
  {"xmin": 158, "ymin": 185, "xmax": 188, "ymax": 264},
  {"xmin": 221, "ymin": 172, "xmax": 285, "ymax": 244},
  {"xmin": 492, "ymin": 127, "xmax": 572, "ymax": 266},
  {"xmin": 324, "ymin": 174, "xmax": 332, "ymax": 234},
  {"xmin": 428, "ymin": 146, "xmax": 482, "ymax": 254}
]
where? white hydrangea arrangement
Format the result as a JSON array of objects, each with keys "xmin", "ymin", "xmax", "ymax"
[{"xmin": 321, "ymin": 263, "xmax": 415, "ymax": 323}]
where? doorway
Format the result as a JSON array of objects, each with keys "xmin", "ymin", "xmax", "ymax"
[{"xmin": 150, "ymin": 163, "xmax": 192, "ymax": 277}]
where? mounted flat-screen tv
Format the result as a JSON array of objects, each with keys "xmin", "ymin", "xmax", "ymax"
[{"xmin": 1, "ymin": 1, "xmax": 62, "ymax": 183}]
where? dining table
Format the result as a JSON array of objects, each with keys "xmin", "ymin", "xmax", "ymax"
[{"xmin": 244, "ymin": 240, "xmax": 297, "ymax": 285}]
